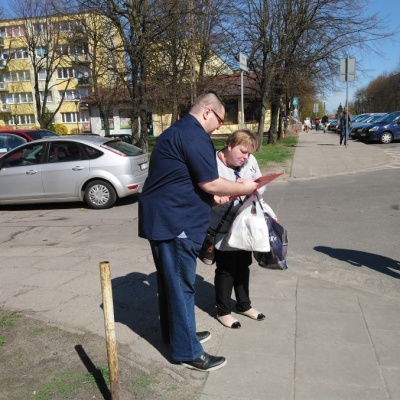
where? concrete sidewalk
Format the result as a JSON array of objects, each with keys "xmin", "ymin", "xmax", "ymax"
[
  {"xmin": 199, "ymin": 131, "xmax": 399, "ymax": 400},
  {"xmin": 289, "ymin": 130, "xmax": 391, "ymax": 180},
  {"xmin": 1, "ymin": 130, "xmax": 399, "ymax": 399}
]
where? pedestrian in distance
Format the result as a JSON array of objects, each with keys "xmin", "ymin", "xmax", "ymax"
[
  {"xmin": 209, "ymin": 129, "xmax": 266, "ymax": 329},
  {"xmin": 315, "ymin": 117, "xmax": 321, "ymax": 131},
  {"xmin": 322, "ymin": 115, "xmax": 329, "ymax": 132},
  {"xmin": 138, "ymin": 91, "xmax": 258, "ymax": 372},
  {"xmin": 339, "ymin": 106, "xmax": 352, "ymax": 145},
  {"xmin": 304, "ymin": 117, "xmax": 311, "ymax": 132}
]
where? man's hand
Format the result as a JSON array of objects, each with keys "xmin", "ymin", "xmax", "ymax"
[
  {"xmin": 214, "ymin": 195, "xmax": 230, "ymax": 205},
  {"xmin": 237, "ymin": 179, "xmax": 258, "ymax": 194}
]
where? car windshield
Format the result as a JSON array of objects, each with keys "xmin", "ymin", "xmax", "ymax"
[
  {"xmin": 369, "ymin": 115, "xmax": 386, "ymax": 123},
  {"xmin": 356, "ymin": 114, "xmax": 372, "ymax": 122},
  {"xmin": 103, "ymin": 140, "xmax": 144, "ymax": 156},
  {"xmin": 378, "ymin": 111, "xmax": 400, "ymax": 124}
]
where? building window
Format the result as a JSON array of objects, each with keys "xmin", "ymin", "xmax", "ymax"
[
  {"xmin": 38, "ymin": 69, "xmax": 47, "ymax": 80},
  {"xmin": 12, "ymin": 48, "xmax": 29, "ymax": 59},
  {"xmin": 32, "ymin": 23, "xmax": 46, "ymax": 34},
  {"xmin": 224, "ymin": 101, "xmax": 238, "ymax": 124},
  {"xmin": 57, "ymin": 67, "xmax": 76, "ymax": 79},
  {"xmin": 40, "ymin": 91, "xmax": 53, "ymax": 102},
  {"xmin": 35, "ymin": 47, "xmax": 48, "ymax": 58},
  {"xmin": 61, "ymin": 111, "xmax": 89, "ymax": 123},
  {"xmin": 59, "ymin": 89, "xmax": 90, "ymax": 101},
  {"xmin": 244, "ymin": 101, "xmax": 261, "ymax": 123},
  {"xmin": 3, "ymin": 70, "xmax": 31, "ymax": 82},
  {"xmin": 55, "ymin": 44, "xmax": 70, "ymax": 56},
  {"xmin": 12, "ymin": 26, "xmax": 24, "ymax": 37},
  {"xmin": 0, "ymin": 50, "xmax": 9, "ymax": 60},
  {"xmin": 0, "ymin": 26, "xmax": 23, "ymax": 38},
  {"xmin": 1, "ymin": 92, "xmax": 33, "ymax": 104},
  {"xmin": 76, "ymin": 67, "xmax": 90, "ymax": 78},
  {"xmin": 119, "ymin": 110, "xmax": 131, "ymax": 129},
  {"xmin": 5, "ymin": 114, "xmax": 35, "ymax": 125},
  {"xmin": 101, "ymin": 114, "xmax": 115, "ymax": 130}
]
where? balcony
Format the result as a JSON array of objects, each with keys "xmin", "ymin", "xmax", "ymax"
[
  {"xmin": 71, "ymin": 54, "xmax": 91, "ymax": 64},
  {"xmin": 0, "ymin": 82, "xmax": 8, "ymax": 91},
  {"xmin": 77, "ymin": 77, "xmax": 93, "ymax": 86}
]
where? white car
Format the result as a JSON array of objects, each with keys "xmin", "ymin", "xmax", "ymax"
[{"xmin": 0, "ymin": 135, "xmax": 148, "ymax": 209}]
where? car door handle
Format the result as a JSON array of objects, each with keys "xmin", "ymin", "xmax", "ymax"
[
  {"xmin": 26, "ymin": 170, "xmax": 38, "ymax": 175},
  {"xmin": 72, "ymin": 166, "xmax": 84, "ymax": 171}
]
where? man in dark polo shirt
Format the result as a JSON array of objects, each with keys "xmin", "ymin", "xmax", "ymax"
[{"xmin": 139, "ymin": 91, "xmax": 257, "ymax": 372}]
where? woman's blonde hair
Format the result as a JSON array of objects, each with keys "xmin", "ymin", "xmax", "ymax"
[{"xmin": 225, "ymin": 129, "xmax": 259, "ymax": 153}]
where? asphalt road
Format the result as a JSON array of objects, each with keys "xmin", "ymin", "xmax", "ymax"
[{"xmin": 1, "ymin": 141, "xmax": 399, "ymax": 301}]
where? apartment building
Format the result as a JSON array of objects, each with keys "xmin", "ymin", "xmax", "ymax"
[{"xmin": 0, "ymin": 12, "xmax": 116, "ymax": 133}]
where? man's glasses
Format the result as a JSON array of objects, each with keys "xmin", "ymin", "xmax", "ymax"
[{"xmin": 210, "ymin": 109, "xmax": 224, "ymax": 125}]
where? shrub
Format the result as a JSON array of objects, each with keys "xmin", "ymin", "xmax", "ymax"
[{"xmin": 49, "ymin": 124, "xmax": 68, "ymax": 135}]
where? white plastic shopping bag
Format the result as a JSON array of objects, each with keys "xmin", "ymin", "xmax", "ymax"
[{"xmin": 226, "ymin": 195, "xmax": 270, "ymax": 252}]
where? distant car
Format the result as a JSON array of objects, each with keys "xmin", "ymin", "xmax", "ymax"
[
  {"xmin": 0, "ymin": 133, "xmax": 27, "ymax": 156},
  {"xmin": 0, "ymin": 135, "xmax": 148, "ymax": 209},
  {"xmin": 107, "ymin": 133, "xmax": 138, "ymax": 145},
  {"xmin": 327, "ymin": 119, "xmax": 338, "ymax": 132},
  {"xmin": 350, "ymin": 113, "xmax": 387, "ymax": 140},
  {"xmin": 0, "ymin": 129, "xmax": 58, "ymax": 142},
  {"xmin": 358, "ymin": 111, "xmax": 400, "ymax": 144}
]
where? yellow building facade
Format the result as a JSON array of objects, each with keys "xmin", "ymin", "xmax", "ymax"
[{"xmin": 0, "ymin": 12, "xmax": 111, "ymax": 133}]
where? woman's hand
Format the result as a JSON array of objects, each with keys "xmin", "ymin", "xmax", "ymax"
[{"xmin": 214, "ymin": 195, "xmax": 231, "ymax": 205}]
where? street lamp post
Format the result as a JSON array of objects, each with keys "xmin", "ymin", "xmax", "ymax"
[{"xmin": 74, "ymin": 99, "xmax": 80, "ymax": 134}]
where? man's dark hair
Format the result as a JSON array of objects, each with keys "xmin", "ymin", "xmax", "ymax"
[{"xmin": 202, "ymin": 89, "xmax": 224, "ymax": 107}]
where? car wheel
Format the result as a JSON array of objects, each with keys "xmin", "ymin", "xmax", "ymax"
[
  {"xmin": 84, "ymin": 180, "xmax": 117, "ymax": 209},
  {"xmin": 380, "ymin": 131, "xmax": 393, "ymax": 144}
]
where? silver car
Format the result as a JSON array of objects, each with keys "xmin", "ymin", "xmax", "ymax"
[{"xmin": 0, "ymin": 135, "xmax": 148, "ymax": 209}]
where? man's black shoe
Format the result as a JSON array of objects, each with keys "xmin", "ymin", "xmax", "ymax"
[
  {"xmin": 197, "ymin": 331, "xmax": 211, "ymax": 344},
  {"xmin": 181, "ymin": 352, "xmax": 227, "ymax": 372},
  {"xmin": 163, "ymin": 331, "xmax": 211, "ymax": 345}
]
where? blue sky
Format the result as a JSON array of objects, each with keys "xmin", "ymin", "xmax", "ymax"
[
  {"xmin": 324, "ymin": 0, "xmax": 400, "ymax": 114},
  {"xmin": 1, "ymin": 0, "xmax": 398, "ymax": 115}
]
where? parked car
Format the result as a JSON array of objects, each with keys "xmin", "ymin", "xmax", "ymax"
[
  {"xmin": 0, "ymin": 135, "xmax": 148, "ymax": 209},
  {"xmin": 358, "ymin": 111, "xmax": 400, "ymax": 144},
  {"xmin": 351, "ymin": 113, "xmax": 371, "ymax": 123},
  {"xmin": 0, "ymin": 129, "xmax": 58, "ymax": 142},
  {"xmin": 327, "ymin": 119, "xmax": 339, "ymax": 132},
  {"xmin": 350, "ymin": 113, "xmax": 387, "ymax": 140},
  {"xmin": 0, "ymin": 133, "xmax": 27, "ymax": 156}
]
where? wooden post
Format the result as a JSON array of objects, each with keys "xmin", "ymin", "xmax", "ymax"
[{"xmin": 99, "ymin": 261, "xmax": 120, "ymax": 400}]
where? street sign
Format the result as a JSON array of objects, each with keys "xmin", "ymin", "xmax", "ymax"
[
  {"xmin": 239, "ymin": 52, "xmax": 248, "ymax": 72},
  {"xmin": 340, "ymin": 57, "xmax": 356, "ymax": 82},
  {"xmin": 293, "ymin": 96, "xmax": 299, "ymax": 106}
]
